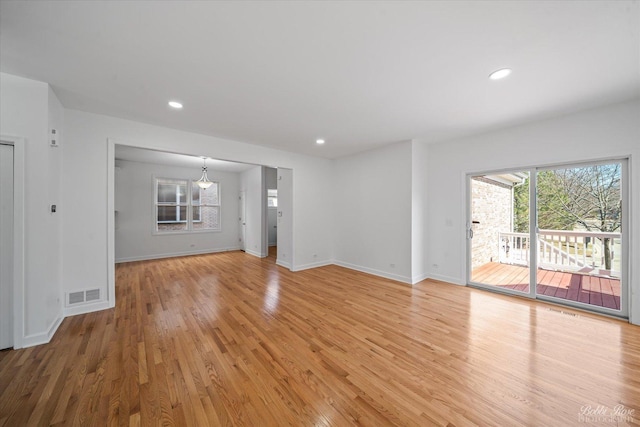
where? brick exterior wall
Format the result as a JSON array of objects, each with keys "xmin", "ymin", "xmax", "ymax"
[{"xmin": 471, "ymin": 177, "xmax": 512, "ymax": 270}]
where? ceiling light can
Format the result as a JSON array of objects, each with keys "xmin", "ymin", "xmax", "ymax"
[{"xmin": 489, "ymin": 68, "xmax": 512, "ymax": 80}]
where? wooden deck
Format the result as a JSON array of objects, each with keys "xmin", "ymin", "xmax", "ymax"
[{"xmin": 472, "ymin": 262, "xmax": 621, "ymax": 310}]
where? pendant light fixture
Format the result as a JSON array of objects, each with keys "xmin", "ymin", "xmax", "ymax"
[{"xmin": 196, "ymin": 157, "xmax": 213, "ymax": 189}]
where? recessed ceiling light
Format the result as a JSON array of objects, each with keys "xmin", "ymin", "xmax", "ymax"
[
  {"xmin": 489, "ymin": 68, "xmax": 512, "ymax": 80},
  {"xmin": 168, "ymin": 101, "xmax": 183, "ymax": 109},
  {"xmin": 316, "ymin": 139, "xmax": 325, "ymax": 145}
]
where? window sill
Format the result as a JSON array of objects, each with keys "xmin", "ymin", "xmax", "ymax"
[{"xmin": 153, "ymin": 229, "xmax": 222, "ymax": 236}]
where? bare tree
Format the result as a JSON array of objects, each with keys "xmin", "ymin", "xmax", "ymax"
[{"xmin": 545, "ymin": 164, "xmax": 621, "ymax": 270}]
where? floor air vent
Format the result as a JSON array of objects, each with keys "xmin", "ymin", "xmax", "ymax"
[
  {"xmin": 66, "ymin": 288, "xmax": 101, "ymax": 306},
  {"xmin": 86, "ymin": 289, "xmax": 100, "ymax": 302}
]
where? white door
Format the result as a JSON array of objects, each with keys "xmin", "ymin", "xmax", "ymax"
[
  {"xmin": 239, "ymin": 191, "xmax": 246, "ymax": 251},
  {"xmin": 0, "ymin": 143, "xmax": 14, "ymax": 349}
]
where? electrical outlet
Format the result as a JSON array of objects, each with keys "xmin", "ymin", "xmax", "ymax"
[{"xmin": 50, "ymin": 128, "xmax": 59, "ymax": 147}]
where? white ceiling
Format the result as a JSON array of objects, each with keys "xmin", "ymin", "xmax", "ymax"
[
  {"xmin": 115, "ymin": 145, "xmax": 255, "ymax": 172},
  {"xmin": 1, "ymin": 1, "xmax": 638, "ymax": 159}
]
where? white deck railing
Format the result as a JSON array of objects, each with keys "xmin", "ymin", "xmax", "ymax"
[{"xmin": 498, "ymin": 229, "xmax": 621, "ymax": 277}]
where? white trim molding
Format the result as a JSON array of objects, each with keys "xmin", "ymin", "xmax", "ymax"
[
  {"xmin": 291, "ymin": 260, "xmax": 333, "ymax": 272},
  {"xmin": 332, "ymin": 260, "xmax": 413, "ymax": 285},
  {"xmin": 115, "ymin": 247, "xmax": 242, "ymax": 263},
  {"xmin": 1, "ymin": 135, "xmax": 25, "ymax": 349},
  {"xmin": 64, "ymin": 300, "xmax": 112, "ymax": 318},
  {"xmin": 21, "ymin": 315, "xmax": 63, "ymax": 348}
]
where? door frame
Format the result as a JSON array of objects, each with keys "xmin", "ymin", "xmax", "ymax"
[
  {"xmin": 467, "ymin": 157, "xmax": 629, "ymax": 319},
  {"xmin": 239, "ymin": 190, "xmax": 246, "ymax": 251},
  {"xmin": 0, "ymin": 136, "xmax": 25, "ymax": 349},
  {"xmin": 466, "ymin": 167, "xmax": 536, "ymax": 299}
]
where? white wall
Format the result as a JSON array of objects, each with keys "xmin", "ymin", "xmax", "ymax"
[
  {"xmin": 333, "ymin": 141, "xmax": 413, "ymax": 283},
  {"xmin": 61, "ymin": 108, "xmax": 333, "ymax": 310},
  {"xmin": 276, "ymin": 168, "xmax": 294, "ymax": 269},
  {"xmin": 240, "ymin": 166, "xmax": 266, "ymax": 257},
  {"xmin": 0, "ymin": 73, "xmax": 64, "ymax": 346},
  {"xmin": 425, "ymin": 99, "xmax": 640, "ymax": 324},
  {"xmin": 114, "ymin": 159, "xmax": 240, "ymax": 262},
  {"xmin": 411, "ymin": 140, "xmax": 429, "ymax": 283}
]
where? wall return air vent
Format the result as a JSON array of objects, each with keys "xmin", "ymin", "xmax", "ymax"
[{"xmin": 66, "ymin": 288, "xmax": 101, "ymax": 306}]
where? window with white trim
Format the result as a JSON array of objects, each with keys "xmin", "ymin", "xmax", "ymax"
[
  {"xmin": 267, "ymin": 189, "xmax": 278, "ymax": 207},
  {"xmin": 155, "ymin": 177, "xmax": 220, "ymax": 233}
]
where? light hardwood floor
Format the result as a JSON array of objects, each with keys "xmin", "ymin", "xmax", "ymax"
[{"xmin": 1, "ymin": 250, "xmax": 639, "ymax": 426}]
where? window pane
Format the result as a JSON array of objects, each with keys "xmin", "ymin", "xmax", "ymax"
[
  {"xmin": 199, "ymin": 182, "xmax": 219, "ymax": 205},
  {"xmin": 156, "ymin": 206, "xmax": 188, "ymax": 231},
  {"xmin": 157, "ymin": 184, "xmax": 176, "ymax": 203},
  {"xmin": 193, "ymin": 206, "xmax": 220, "ymax": 230},
  {"xmin": 157, "ymin": 206, "xmax": 187, "ymax": 222},
  {"xmin": 157, "ymin": 206, "xmax": 176, "ymax": 222},
  {"xmin": 157, "ymin": 178, "xmax": 187, "ymax": 203},
  {"xmin": 267, "ymin": 189, "xmax": 277, "ymax": 207},
  {"xmin": 191, "ymin": 184, "xmax": 200, "ymax": 205}
]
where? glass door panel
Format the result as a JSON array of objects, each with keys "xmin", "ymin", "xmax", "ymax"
[
  {"xmin": 535, "ymin": 163, "xmax": 623, "ymax": 312},
  {"xmin": 469, "ymin": 171, "xmax": 530, "ymax": 294}
]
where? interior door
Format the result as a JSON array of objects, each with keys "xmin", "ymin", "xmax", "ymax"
[
  {"xmin": 0, "ymin": 143, "xmax": 14, "ymax": 349},
  {"xmin": 239, "ymin": 191, "xmax": 246, "ymax": 251}
]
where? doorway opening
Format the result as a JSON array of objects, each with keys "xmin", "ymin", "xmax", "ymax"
[
  {"xmin": 108, "ymin": 142, "xmax": 295, "ymax": 305},
  {"xmin": 0, "ymin": 143, "xmax": 14, "ymax": 350},
  {"xmin": 266, "ymin": 167, "xmax": 278, "ymax": 262},
  {"xmin": 0, "ymin": 136, "xmax": 25, "ymax": 350}
]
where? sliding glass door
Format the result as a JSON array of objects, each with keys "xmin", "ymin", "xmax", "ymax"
[
  {"xmin": 469, "ymin": 171, "xmax": 531, "ymax": 295},
  {"xmin": 468, "ymin": 160, "xmax": 627, "ymax": 317},
  {"xmin": 535, "ymin": 162, "xmax": 624, "ymax": 313}
]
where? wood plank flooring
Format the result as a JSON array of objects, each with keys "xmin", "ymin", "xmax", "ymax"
[
  {"xmin": 1, "ymin": 250, "xmax": 639, "ymax": 426},
  {"xmin": 472, "ymin": 262, "xmax": 621, "ymax": 310}
]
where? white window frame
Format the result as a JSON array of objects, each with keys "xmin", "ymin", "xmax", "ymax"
[
  {"xmin": 153, "ymin": 176, "xmax": 221, "ymax": 234},
  {"xmin": 267, "ymin": 188, "xmax": 278, "ymax": 208}
]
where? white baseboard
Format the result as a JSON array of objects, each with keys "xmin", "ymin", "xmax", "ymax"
[
  {"xmin": 428, "ymin": 272, "xmax": 465, "ymax": 285},
  {"xmin": 64, "ymin": 300, "xmax": 112, "ymax": 317},
  {"xmin": 411, "ymin": 272, "xmax": 430, "ymax": 285},
  {"xmin": 333, "ymin": 260, "xmax": 413, "ymax": 285},
  {"xmin": 115, "ymin": 246, "xmax": 241, "ymax": 263},
  {"xmin": 21, "ymin": 314, "xmax": 64, "ymax": 348},
  {"xmin": 292, "ymin": 260, "xmax": 333, "ymax": 272},
  {"xmin": 245, "ymin": 248, "xmax": 267, "ymax": 258},
  {"xmin": 276, "ymin": 259, "xmax": 291, "ymax": 269}
]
